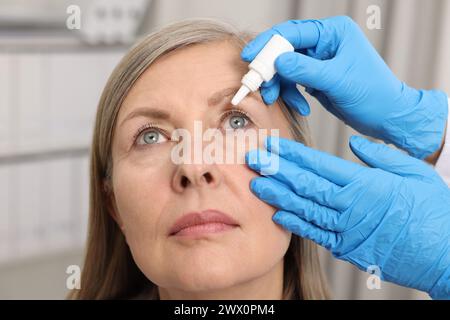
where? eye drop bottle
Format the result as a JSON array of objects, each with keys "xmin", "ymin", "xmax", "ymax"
[{"xmin": 231, "ymin": 34, "xmax": 294, "ymax": 106}]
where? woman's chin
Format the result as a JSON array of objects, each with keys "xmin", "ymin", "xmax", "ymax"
[
  {"xmin": 172, "ymin": 277, "xmax": 237, "ymax": 293},
  {"xmin": 169, "ymin": 260, "xmax": 241, "ymax": 292}
]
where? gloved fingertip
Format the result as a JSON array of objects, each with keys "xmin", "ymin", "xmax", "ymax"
[
  {"xmin": 294, "ymin": 84, "xmax": 310, "ymax": 116},
  {"xmin": 286, "ymin": 96, "xmax": 310, "ymax": 116},
  {"xmin": 272, "ymin": 211, "xmax": 284, "ymax": 224},
  {"xmin": 281, "ymin": 84, "xmax": 311, "ymax": 116},
  {"xmin": 240, "ymin": 46, "xmax": 253, "ymax": 62},
  {"xmin": 245, "ymin": 150, "xmax": 259, "ymax": 168},
  {"xmin": 249, "ymin": 177, "xmax": 258, "ymax": 190},
  {"xmin": 264, "ymin": 96, "xmax": 276, "ymax": 105},
  {"xmin": 246, "ymin": 149, "xmax": 269, "ymax": 170},
  {"xmin": 300, "ymin": 104, "xmax": 311, "ymax": 116},
  {"xmin": 349, "ymin": 134, "xmax": 358, "ymax": 143},
  {"xmin": 349, "ymin": 135, "xmax": 368, "ymax": 150},
  {"xmin": 264, "ymin": 136, "xmax": 270, "ymax": 151},
  {"xmin": 261, "ymin": 87, "xmax": 277, "ymax": 105},
  {"xmin": 245, "ymin": 150, "xmax": 255, "ymax": 165},
  {"xmin": 265, "ymin": 136, "xmax": 280, "ymax": 154}
]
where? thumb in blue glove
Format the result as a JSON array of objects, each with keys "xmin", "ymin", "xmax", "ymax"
[{"xmin": 246, "ymin": 136, "xmax": 450, "ymax": 299}]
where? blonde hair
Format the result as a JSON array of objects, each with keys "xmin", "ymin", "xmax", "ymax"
[{"xmin": 69, "ymin": 18, "xmax": 329, "ymax": 300}]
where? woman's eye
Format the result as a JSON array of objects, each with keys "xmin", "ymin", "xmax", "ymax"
[
  {"xmin": 137, "ymin": 129, "xmax": 168, "ymax": 146},
  {"xmin": 222, "ymin": 112, "xmax": 250, "ymax": 130}
]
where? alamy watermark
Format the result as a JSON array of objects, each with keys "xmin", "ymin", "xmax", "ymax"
[
  {"xmin": 366, "ymin": 265, "xmax": 382, "ymax": 290},
  {"xmin": 66, "ymin": 5, "xmax": 81, "ymax": 30},
  {"xmin": 366, "ymin": 5, "xmax": 382, "ymax": 30},
  {"xmin": 66, "ymin": 264, "xmax": 81, "ymax": 290}
]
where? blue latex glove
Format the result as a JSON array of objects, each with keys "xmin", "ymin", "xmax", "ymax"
[
  {"xmin": 246, "ymin": 136, "xmax": 450, "ymax": 299},
  {"xmin": 242, "ymin": 16, "xmax": 448, "ymax": 159}
]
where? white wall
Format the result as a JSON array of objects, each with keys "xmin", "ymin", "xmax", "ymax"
[{"xmin": 0, "ymin": 50, "xmax": 124, "ymax": 297}]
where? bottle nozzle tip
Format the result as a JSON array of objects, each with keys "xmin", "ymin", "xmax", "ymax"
[{"xmin": 231, "ymin": 86, "xmax": 250, "ymax": 106}]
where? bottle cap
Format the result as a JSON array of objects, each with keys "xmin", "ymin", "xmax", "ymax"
[{"xmin": 231, "ymin": 85, "xmax": 251, "ymax": 106}]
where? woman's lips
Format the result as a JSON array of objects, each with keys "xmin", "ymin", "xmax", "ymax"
[
  {"xmin": 168, "ymin": 209, "xmax": 239, "ymax": 237},
  {"xmin": 174, "ymin": 222, "xmax": 237, "ymax": 237}
]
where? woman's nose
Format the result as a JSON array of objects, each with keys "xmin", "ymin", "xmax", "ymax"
[{"xmin": 172, "ymin": 164, "xmax": 222, "ymax": 192}]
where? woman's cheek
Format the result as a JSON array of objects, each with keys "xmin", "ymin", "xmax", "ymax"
[
  {"xmin": 221, "ymin": 163, "xmax": 273, "ymax": 218},
  {"xmin": 223, "ymin": 164, "xmax": 291, "ymax": 261},
  {"xmin": 112, "ymin": 162, "xmax": 168, "ymax": 237}
]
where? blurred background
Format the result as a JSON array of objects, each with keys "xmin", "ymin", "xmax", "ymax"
[{"xmin": 0, "ymin": 0, "xmax": 449, "ymax": 299}]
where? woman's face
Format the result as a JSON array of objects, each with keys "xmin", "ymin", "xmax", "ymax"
[{"xmin": 110, "ymin": 40, "xmax": 294, "ymax": 294}]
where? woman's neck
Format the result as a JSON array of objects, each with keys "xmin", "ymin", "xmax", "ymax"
[{"xmin": 158, "ymin": 259, "xmax": 284, "ymax": 300}]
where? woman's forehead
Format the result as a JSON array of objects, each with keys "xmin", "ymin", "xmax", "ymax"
[
  {"xmin": 120, "ymin": 40, "xmax": 249, "ymax": 115},
  {"xmin": 135, "ymin": 42, "xmax": 245, "ymax": 92}
]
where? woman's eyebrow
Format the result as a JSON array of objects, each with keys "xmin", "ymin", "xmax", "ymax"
[
  {"xmin": 120, "ymin": 107, "xmax": 171, "ymax": 128},
  {"xmin": 120, "ymin": 87, "xmax": 259, "ymax": 128},
  {"xmin": 208, "ymin": 86, "xmax": 259, "ymax": 107},
  {"xmin": 208, "ymin": 87, "xmax": 240, "ymax": 106}
]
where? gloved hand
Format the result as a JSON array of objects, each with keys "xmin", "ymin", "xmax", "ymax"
[
  {"xmin": 242, "ymin": 16, "xmax": 448, "ymax": 159},
  {"xmin": 246, "ymin": 136, "xmax": 450, "ymax": 299}
]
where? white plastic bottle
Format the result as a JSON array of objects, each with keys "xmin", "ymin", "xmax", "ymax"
[{"xmin": 231, "ymin": 34, "xmax": 294, "ymax": 106}]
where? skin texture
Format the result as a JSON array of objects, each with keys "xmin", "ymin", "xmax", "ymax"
[{"xmin": 109, "ymin": 40, "xmax": 295, "ymax": 299}]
